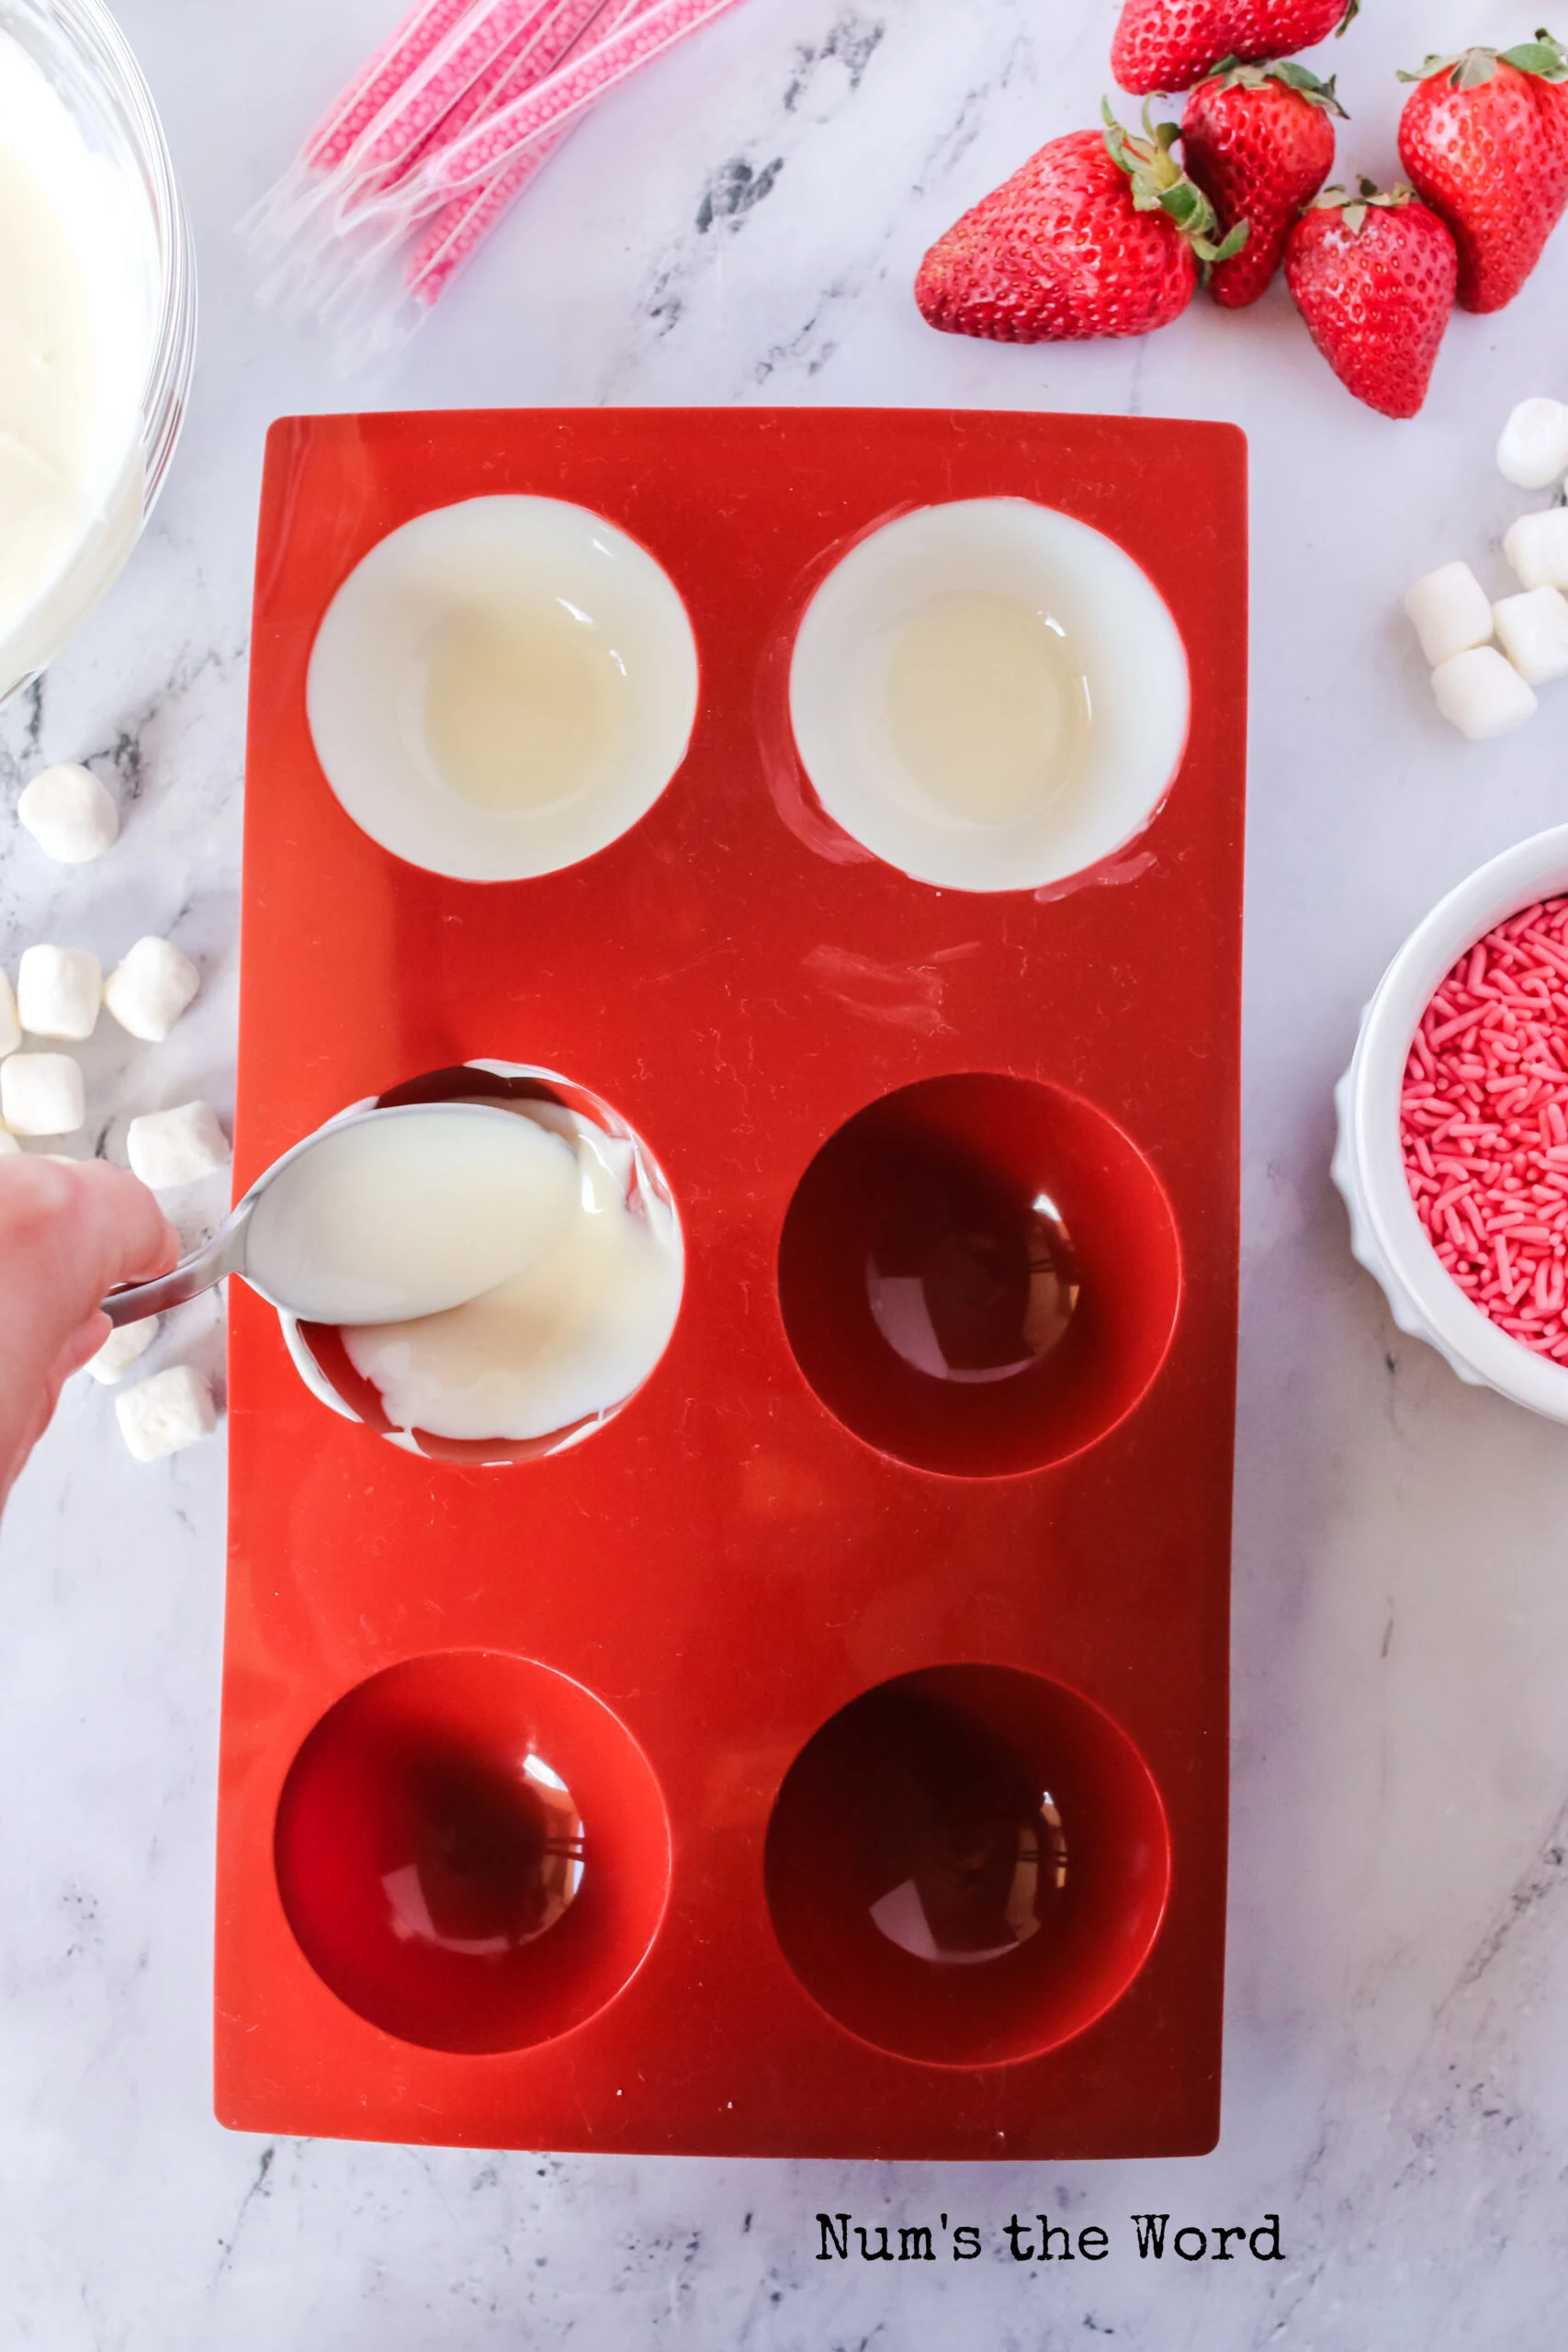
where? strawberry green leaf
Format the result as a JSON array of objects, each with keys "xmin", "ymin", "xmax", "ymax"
[
  {"xmin": 1453, "ymin": 48, "xmax": 1501, "ymax": 89},
  {"xmin": 1308, "ymin": 180, "xmax": 1414, "ymax": 233},
  {"xmin": 1209, "ymin": 57, "xmax": 1348, "ymax": 112},
  {"xmin": 1397, "ymin": 49, "xmax": 1496, "ymax": 85},
  {"xmin": 1205, "ymin": 220, "xmax": 1251, "ymax": 263},
  {"xmin": 1407, "ymin": 39, "xmax": 1568, "ymax": 89},
  {"xmin": 1102, "ymin": 97, "xmax": 1229, "ymax": 253},
  {"xmin": 1500, "ymin": 31, "xmax": 1568, "ymax": 80}
]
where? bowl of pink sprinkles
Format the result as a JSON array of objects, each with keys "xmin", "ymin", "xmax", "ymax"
[{"xmin": 1335, "ymin": 826, "xmax": 1568, "ymax": 1420}]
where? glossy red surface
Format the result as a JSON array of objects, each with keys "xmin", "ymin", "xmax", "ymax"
[
  {"xmin": 275, "ymin": 1652, "xmax": 668, "ymax": 2054},
  {"xmin": 777, "ymin": 1071, "xmax": 1182, "ymax": 1476},
  {"xmin": 763, "ymin": 1665, "xmax": 1171, "ymax": 2068},
  {"xmin": 220, "ymin": 407, "xmax": 1247, "ymax": 2156}
]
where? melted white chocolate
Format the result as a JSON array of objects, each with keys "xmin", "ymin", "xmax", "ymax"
[
  {"xmin": 245, "ymin": 1105, "xmax": 582, "ymax": 1326},
  {"xmin": 342, "ymin": 1107, "xmax": 682, "ymax": 1442},
  {"xmin": 0, "ymin": 33, "xmax": 149, "ymax": 659},
  {"xmin": 883, "ymin": 591, "xmax": 1090, "ymax": 827}
]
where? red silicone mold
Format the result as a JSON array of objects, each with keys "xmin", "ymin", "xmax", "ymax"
[{"xmin": 220, "ymin": 406, "xmax": 1247, "ymax": 2157}]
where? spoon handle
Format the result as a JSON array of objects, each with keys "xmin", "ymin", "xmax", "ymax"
[{"xmin": 101, "ymin": 1223, "xmax": 245, "ymax": 1328}]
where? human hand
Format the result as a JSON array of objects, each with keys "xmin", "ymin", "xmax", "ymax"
[{"xmin": 0, "ymin": 1158, "xmax": 178, "ymax": 1510}]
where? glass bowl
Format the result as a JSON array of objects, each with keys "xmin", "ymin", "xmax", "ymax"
[{"xmin": 0, "ymin": 0, "xmax": 196, "ymax": 701}]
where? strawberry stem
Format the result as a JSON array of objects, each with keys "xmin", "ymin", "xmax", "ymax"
[
  {"xmin": 1398, "ymin": 30, "xmax": 1568, "ymax": 87},
  {"xmin": 1309, "ymin": 178, "xmax": 1416, "ymax": 236},
  {"xmin": 1202, "ymin": 56, "xmax": 1348, "ymax": 114},
  {"xmin": 1100, "ymin": 99, "xmax": 1249, "ymax": 273}
]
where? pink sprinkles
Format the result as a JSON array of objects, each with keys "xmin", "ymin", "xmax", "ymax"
[{"xmin": 1403, "ymin": 895, "xmax": 1568, "ymax": 1358}]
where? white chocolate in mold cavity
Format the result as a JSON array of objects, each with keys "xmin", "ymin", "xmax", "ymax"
[
  {"xmin": 306, "ymin": 497, "xmax": 699, "ymax": 884},
  {"xmin": 243, "ymin": 1104, "xmax": 584, "ymax": 1327},
  {"xmin": 340, "ymin": 1102, "xmax": 682, "ymax": 1446},
  {"xmin": 788, "ymin": 499, "xmax": 1190, "ymax": 895},
  {"xmin": 275, "ymin": 1074, "xmax": 686, "ymax": 1462}
]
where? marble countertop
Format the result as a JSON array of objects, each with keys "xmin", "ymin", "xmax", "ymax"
[{"xmin": 6, "ymin": 0, "xmax": 1568, "ymax": 2341}]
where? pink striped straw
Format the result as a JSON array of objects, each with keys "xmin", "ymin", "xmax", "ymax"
[
  {"xmin": 405, "ymin": 0, "xmax": 649, "ymax": 300},
  {"xmin": 418, "ymin": 0, "xmax": 749, "ymax": 196},
  {"xmin": 393, "ymin": 0, "xmax": 618, "ymax": 183},
  {"xmin": 248, "ymin": 0, "xmax": 754, "ymax": 350},
  {"xmin": 392, "ymin": 17, "xmax": 539, "ymax": 177},
  {"xmin": 407, "ymin": 128, "xmax": 570, "ymax": 300},
  {"xmin": 306, "ymin": 0, "xmax": 479, "ymax": 169},
  {"xmin": 352, "ymin": 0, "xmax": 611, "ymax": 178}
]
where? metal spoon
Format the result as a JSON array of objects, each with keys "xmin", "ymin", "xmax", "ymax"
[{"xmin": 102, "ymin": 1100, "xmax": 576, "ymax": 1329}]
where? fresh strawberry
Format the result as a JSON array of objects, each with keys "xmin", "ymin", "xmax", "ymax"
[
  {"xmin": 1111, "ymin": 0, "xmax": 1358, "ymax": 97},
  {"xmin": 1182, "ymin": 59, "xmax": 1344, "ymax": 306},
  {"xmin": 915, "ymin": 107, "xmax": 1246, "ymax": 343},
  {"xmin": 1397, "ymin": 34, "xmax": 1568, "ymax": 313},
  {"xmin": 1284, "ymin": 181, "xmax": 1457, "ymax": 418}
]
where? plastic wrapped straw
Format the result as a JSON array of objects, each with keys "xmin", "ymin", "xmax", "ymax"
[{"xmin": 244, "ymin": 0, "xmax": 750, "ymax": 359}]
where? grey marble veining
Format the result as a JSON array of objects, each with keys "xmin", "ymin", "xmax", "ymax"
[{"xmin": 4, "ymin": 0, "xmax": 1568, "ymax": 2342}]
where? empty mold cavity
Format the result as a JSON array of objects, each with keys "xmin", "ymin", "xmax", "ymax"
[
  {"xmin": 282, "ymin": 1061, "xmax": 683, "ymax": 1466},
  {"xmin": 764, "ymin": 1665, "xmax": 1170, "ymax": 2067},
  {"xmin": 787, "ymin": 498, "xmax": 1189, "ymax": 894},
  {"xmin": 776, "ymin": 1073, "xmax": 1181, "ymax": 1477},
  {"xmin": 275, "ymin": 1651, "xmax": 670, "ymax": 2054},
  {"xmin": 307, "ymin": 496, "xmax": 698, "ymax": 882}
]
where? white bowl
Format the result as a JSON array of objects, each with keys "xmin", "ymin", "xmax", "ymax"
[
  {"xmin": 1334, "ymin": 825, "xmax": 1568, "ymax": 1421},
  {"xmin": 786, "ymin": 498, "xmax": 1190, "ymax": 895},
  {"xmin": 306, "ymin": 497, "xmax": 699, "ymax": 884}
]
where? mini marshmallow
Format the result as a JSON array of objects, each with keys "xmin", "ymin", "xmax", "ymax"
[
  {"xmin": 1431, "ymin": 646, "xmax": 1540, "ymax": 741},
  {"xmin": 0, "ymin": 971, "xmax": 18, "ymax": 1058},
  {"xmin": 126, "ymin": 1100, "xmax": 229, "ymax": 1189},
  {"xmin": 17, "ymin": 763, "xmax": 118, "ymax": 864},
  {"xmin": 1493, "ymin": 586, "xmax": 1568, "ymax": 686},
  {"xmin": 1405, "ymin": 562, "xmax": 1495, "ymax": 668},
  {"xmin": 0, "ymin": 1126, "xmax": 17, "ymax": 1155},
  {"xmin": 0, "ymin": 1053, "xmax": 84, "ymax": 1136},
  {"xmin": 1505, "ymin": 507, "xmax": 1568, "ymax": 593},
  {"xmin": 1497, "ymin": 398, "xmax": 1568, "ymax": 490},
  {"xmin": 86, "ymin": 1315, "xmax": 158, "ymax": 1385},
  {"xmin": 102, "ymin": 936, "xmax": 199, "ymax": 1044},
  {"xmin": 17, "ymin": 944, "xmax": 100, "ymax": 1042},
  {"xmin": 115, "ymin": 1364, "xmax": 217, "ymax": 1463}
]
